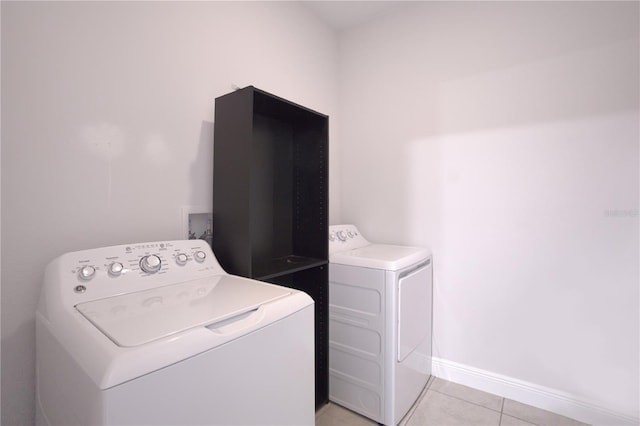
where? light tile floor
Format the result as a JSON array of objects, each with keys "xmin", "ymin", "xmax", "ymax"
[{"xmin": 316, "ymin": 377, "xmax": 589, "ymax": 426}]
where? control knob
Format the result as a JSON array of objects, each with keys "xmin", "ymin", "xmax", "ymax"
[
  {"xmin": 78, "ymin": 265, "xmax": 96, "ymax": 281},
  {"xmin": 194, "ymin": 250, "xmax": 206, "ymax": 263},
  {"xmin": 140, "ymin": 255, "xmax": 162, "ymax": 274},
  {"xmin": 175, "ymin": 253, "xmax": 188, "ymax": 266},
  {"xmin": 337, "ymin": 230, "xmax": 348, "ymax": 242},
  {"xmin": 108, "ymin": 262, "xmax": 124, "ymax": 276}
]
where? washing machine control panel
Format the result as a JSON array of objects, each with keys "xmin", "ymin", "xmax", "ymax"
[
  {"xmin": 46, "ymin": 240, "xmax": 225, "ymax": 303},
  {"xmin": 329, "ymin": 224, "xmax": 370, "ymax": 255}
]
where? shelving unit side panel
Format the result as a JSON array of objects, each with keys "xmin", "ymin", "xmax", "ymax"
[
  {"xmin": 292, "ymin": 117, "xmax": 329, "ymax": 260},
  {"xmin": 213, "ymin": 88, "xmax": 254, "ymax": 276}
]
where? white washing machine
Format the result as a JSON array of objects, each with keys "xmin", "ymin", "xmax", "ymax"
[
  {"xmin": 328, "ymin": 225, "xmax": 432, "ymax": 425},
  {"xmin": 36, "ymin": 239, "xmax": 315, "ymax": 426}
]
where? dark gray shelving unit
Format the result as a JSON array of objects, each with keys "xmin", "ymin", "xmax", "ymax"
[{"xmin": 213, "ymin": 86, "xmax": 329, "ymax": 408}]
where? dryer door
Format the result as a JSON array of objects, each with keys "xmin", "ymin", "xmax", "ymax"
[{"xmin": 397, "ymin": 260, "xmax": 432, "ymax": 362}]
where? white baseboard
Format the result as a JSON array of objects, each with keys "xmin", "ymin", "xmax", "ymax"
[{"xmin": 431, "ymin": 356, "xmax": 639, "ymax": 426}]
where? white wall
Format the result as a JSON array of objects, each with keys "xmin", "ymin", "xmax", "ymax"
[
  {"xmin": 0, "ymin": 2, "xmax": 3, "ymax": 421},
  {"xmin": 0, "ymin": 2, "xmax": 338, "ymax": 425},
  {"xmin": 3, "ymin": 1, "xmax": 639, "ymax": 425},
  {"xmin": 338, "ymin": 1, "xmax": 639, "ymax": 424}
]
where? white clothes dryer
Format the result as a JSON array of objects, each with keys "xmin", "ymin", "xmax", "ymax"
[
  {"xmin": 328, "ymin": 225, "xmax": 432, "ymax": 426},
  {"xmin": 36, "ymin": 239, "xmax": 315, "ymax": 426}
]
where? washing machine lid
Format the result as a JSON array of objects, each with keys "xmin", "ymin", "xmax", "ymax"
[
  {"xmin": 329, "ymin": 244, "xmax": 429, "ymax": 271},
  {"xmin": 76, "ymin": 275, "xmax": 292, "ymax": 347}
]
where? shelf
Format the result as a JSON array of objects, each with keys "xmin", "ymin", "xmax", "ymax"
[{"xmin": 254, "ymin": 256, "xmax": 328, "ymax": 281}]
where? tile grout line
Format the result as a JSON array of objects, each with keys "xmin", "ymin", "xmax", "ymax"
[
  {"xmin": 322, "ymin": 379, "xmax": 561, "ymax": 426},
  {"xmin": 432, "ymin": 381, "xmax": 552, "ymax": 425},
  {"xmin": 430, "ymin": 388, "xmax": 503, "ymax": 414},
  {"xmin": 401, "ymin": 375, "xmax": 436, "ymax": 426},
  {"xmin": 500, "ymin": 400, "xmax": 543, "ymax": 426}
]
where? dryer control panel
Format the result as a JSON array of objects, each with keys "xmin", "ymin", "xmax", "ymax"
[{"xmin": 329, "ymin": 224, "xmax": 370, "ymax": 255}]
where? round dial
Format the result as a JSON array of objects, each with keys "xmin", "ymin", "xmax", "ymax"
[
  {"xmin": 194, "ymin": 250, "xmax": 206, "ymax": 263},
  {"xmin": 78, "ymin": 265, "xmax": 96, "ymax": 281},
  {"xmin": 108, "ymin": 262, "xmax": 124, "ymax": 276},
  {"xmin": 175, "ymin": 253, "xmax": 188, "ymax": 266},
  {"xmin": 140, "ymin": 255, "xmax": 162, "ymax": 273},
  {"xmin": 329, "ymin": 232, "xmax": 336, "ymax": 242},
  {"xmin": 337, "ymin": 230, "xmax": 348, "ymax": 241}
]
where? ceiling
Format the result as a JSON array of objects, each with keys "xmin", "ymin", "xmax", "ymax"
[{"xmin": 300, "ymin": 1, "xmax": 405, "ymax": 31}]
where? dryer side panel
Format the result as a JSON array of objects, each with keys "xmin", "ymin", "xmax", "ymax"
[
  {"xmin": 398, "ymin": 261, "xmax": 432, "ymax": 362},
  {"xmin": 391, "ymin": 258, "xmax": 433, "ymax": 425}
]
